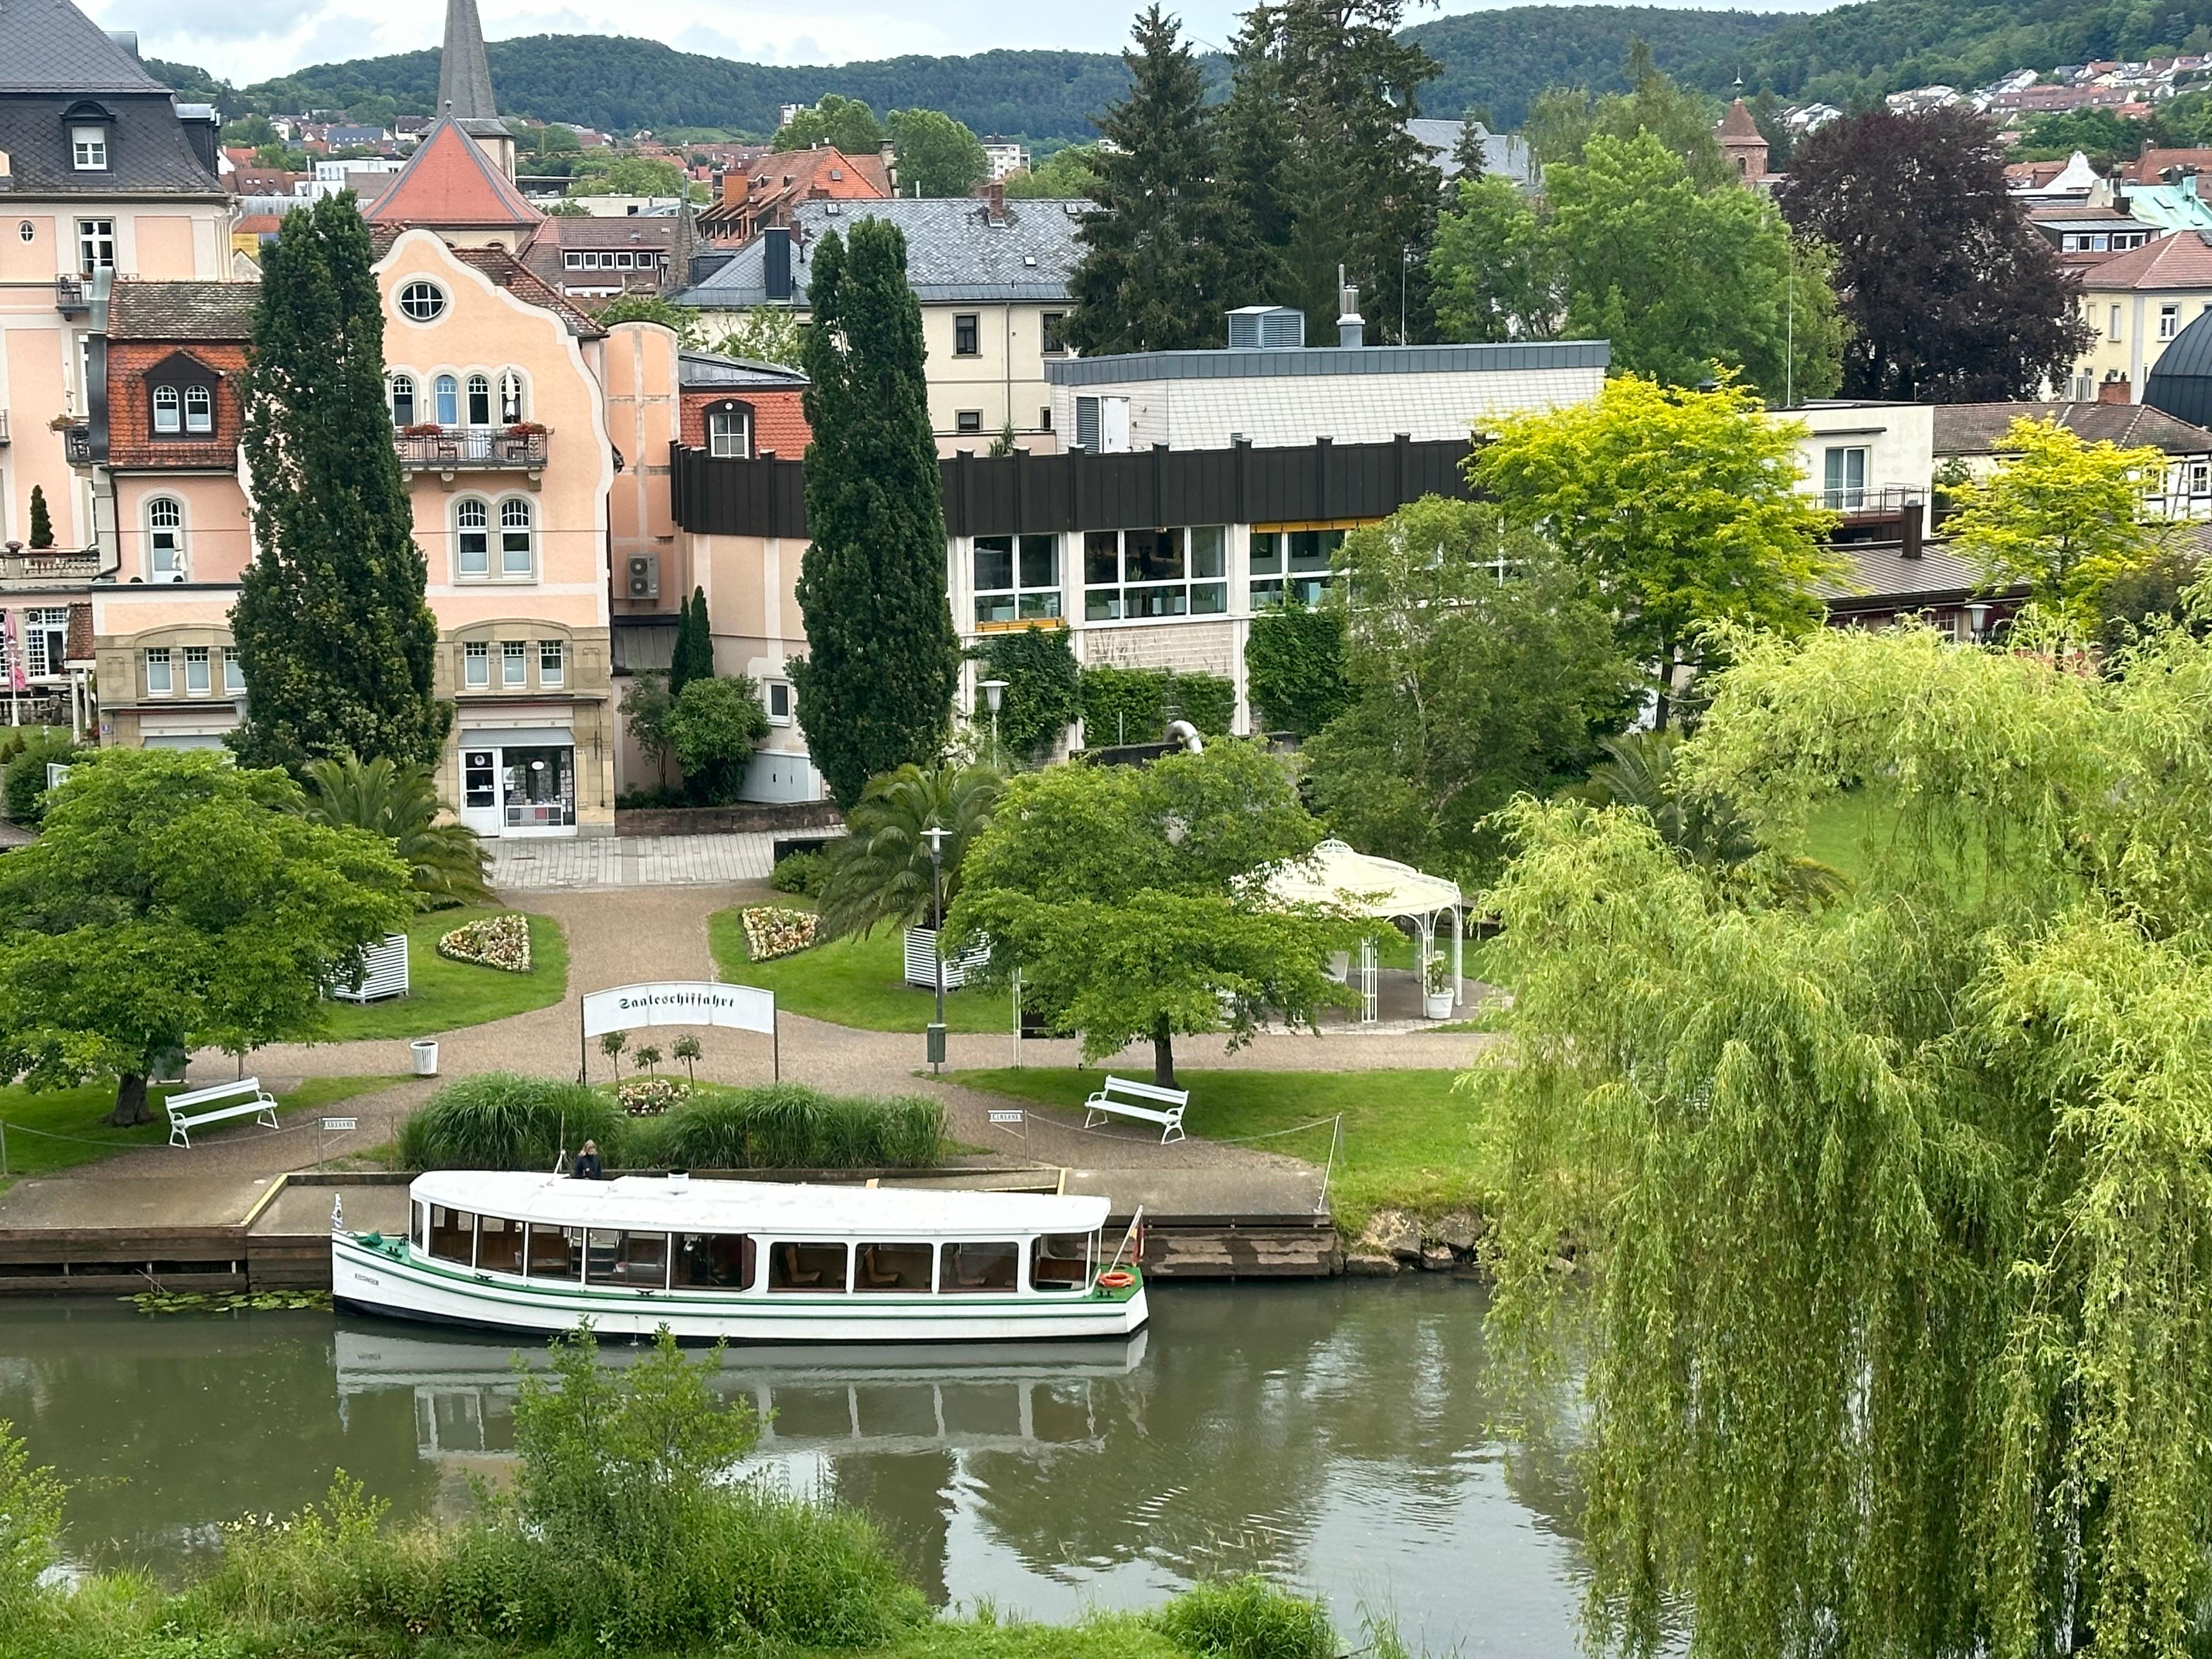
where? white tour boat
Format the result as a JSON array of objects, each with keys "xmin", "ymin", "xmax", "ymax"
[{"xmin": 332, "ymin": 1171, "xmax": 1148, "ymax": 1344}]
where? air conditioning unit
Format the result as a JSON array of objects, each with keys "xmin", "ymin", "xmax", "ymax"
[{"xmin": 626, "ymin": 554, "xmax": 659, "ymax": 600}]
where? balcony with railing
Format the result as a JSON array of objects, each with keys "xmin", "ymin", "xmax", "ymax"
[
  {"xmin": 54, "ymin": 274, "xmax": 87, "ymax": 314},
  {"xmin": 61, "ymin": 424, "xmax": 92, "ymax": 466},
  {"xmin": 1818, "ymin": 484, "xmax": 1928, "ymax": 516},
  {"xmin": 1, "ymin": 548, "xmax": 101, "ymax": 586},
  {"xmin": 393, "ymin": 427, "xmax": 549, "ymax": 484}
]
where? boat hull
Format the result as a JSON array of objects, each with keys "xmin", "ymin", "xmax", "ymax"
[{"xmin": 333, "ymin": 1234, "xmax": 1149, "ymax": 1344}]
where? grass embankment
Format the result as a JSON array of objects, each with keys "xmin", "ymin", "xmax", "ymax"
[
  {"xmin": 708, "ymin": 907, "xmax": 1013, "ymax": 1034},
  {"xmin": 319, "ymin": 905, "xmax": 568, "ymax": 1041},
  {"xmin": 0, "ymin": 1076, "xmax": 399, "ymax": 1182},
  {"xmin": 956, "ymin": 1066, "xmax": 1488, "ymax": 1235}
]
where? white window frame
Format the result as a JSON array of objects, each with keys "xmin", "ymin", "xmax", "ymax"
[
  {"xmin": 71, "ymin": 126, "xmax": 108, "ymax": 170},
  {"xmin": 1822, "ymin": 445, "xmax": 1869, "ymax": 511},
  {"xmin": 500, "ymin": 639, "xmax": 528, "ymax": 688},
  {"xmin": 2161, "ymin": 303, "xmax": 2182, "ymax": 341},
  {"xmin": 146, "ymin": 496, "xmax": 185, "ymax": 579},
  {"xmin": 466, "ymin": 372, "xmax": 492, "ymax": 426},
  {"xmin": 388, "ymin": 373, "xmax": 416, "ymax": 426},
  {"xmin": 455, "ymin": 498, "xmax": 491, "ymax": 578},
  {"xmin": 76, "ymin": 217, "xmax": 114, "ymax": 274},
  {"xmin": 972, "ymin": 532, "xmax": 1062, "ymax": 624},
  {"xmin": 765, "ymin": 680, "xmax": 792, "ymax": 724},
  {"xmin": 151, "ymin": 385, "xmax": 181, "ymax": 434},
  {"xmin": 184, "ymin": 385, "xmax": 213, "ymax": 434},
  {"xmin": 499, "ymin": 498, "xmax": 535, "ymax": 579},
  {"xmin": 708, "ymin": 407, "xmax": 750, "ymax": 459},
  {"xmin": 223, "ymin": 647, "xmax": 245, "ymax": 696},
  {"xmin": 1082, "ymin": 527, "xmax": 1227, "ymax": 623},
  {"xmin": 145, "ymin": 646, "xmax": 173, "ymax": 697},
  {"xmin": 499, "ymin": 370, "xmax": 524, "ymax": 424},
  {"xmin": 183, "ymin": 644, "xmax": 212, "ymax": 696},
  {"xmin": 2111, "ymin": 303, "xmax": 2124, "ymax": 341},
  {"xmin": 1249, "ymin": 527, "xmax": 1346, "ymax": 608},
  {"xmin": 433, "ymin": 374, "xmax": 459, "ymax": 426},
  {"xmin": 398, "ymin": 280, "xmax": 448, "ymax": 323},
  {"xmin": 463, "ymin": 639, "xmax": 490, "ymax": 689},
  {"xmin": 24, "ymin": 610, "xmax": 67, "ymax": 680},
  {"xmin": 563, "ymin": 251, "xmax": 584, "ymax": 269},
  {"xmin": 539, "ymin": 639, "xmax": 566, "ymax": 687}
]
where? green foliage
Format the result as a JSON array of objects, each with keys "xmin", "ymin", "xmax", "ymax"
[
  {"xmin": 1080, "ymin": 664, "xmax": 1170, "ymax": 747},
  {"xmin": 396, "ymin": 1073, "xmax": 620, "ymax": 1170},
  {"xmin": 0, "ymin": 749, "xmax": 410, "ymax": 1125},
  {"xmin": 889, "ymin": 106, "xmax": 990, "ymax": 196},
  {"xmin": 595, "ymin": 292, "xmax": 703, "ymax": 345},
  {"xmin": 795, "ymin": 218, "xmax": 960, "ymax": 808},
  {"xmin": 1522, "ymin": 40, "xmax": 1733, "ymax": 183},
  {"xmin": 1064, "ymin": 8, "xmax": 1234, "ymax": 356},
  {"xmin": 1303, "ymin": 498, "xmax": 1634, "ymax": 884},
  {"xmin": 817, "ymin": 761, "xmax": 1002, "ymax": 936},
  {"xmin": 229, "ymin": 195, "xmax": 448, "ymax": 772},
  {"xmin": 565, "ymin": 154, "xmax": 687, "ymax": 196},
  {"xmin": 949, "ymin": 742, "xmax": 1362, "ymax": 1084},
  {"xmin": 1244, "ymin": 605, "xmax": 1350, "ymax": 737},
  {"xmin": 708, "ymin": 305, "xmax": 806, "ymax": 368},
  {"xmin": 1, "ymin": 732, "xmax": 80, "ymax": 826},
  {"xmin": 1173, "ymin": 673, "xmax": 1236, "ymax": 736},
  {"xmin": 299, "ymin": 751, "xmax": 491, "ymax": 909},
  {"xmin": 0, "ymin": 1421, "xmax": 63, "ymax": 1620},
  {"xmin": 1005, "ymin": 143, "xmax": 1106, "ymax": 198},
  {"xmin": 1153, "ymin": 1575, "xmax": 1336, "ymax": 1659},
  {"xmin": 620, "ymin": 670, "xmax": 674, "ymax": 770},
  {"xmin": 24, "ymin": 486, "xmax": 52, "ymax": 551},
  {"xmin": 668, "ymin": 585, "xmax": 715, "ymax": 699},
  {"xmin": 663, "ymin": 675, "xmax": 770, "ymax": 806},
  {"xmin": 1477, "ymin": 618, "xmax": 2212, "ymax": 1659},
  {"xmin": 974, "ymin": 624, "xmax": 1082, "ymax": 764},
  {"xmin": 636, "ymin": 1082, "xmax": 944, "ymax": 1169},
  {"xmin": 774, "ymin": 93, "xmax": 889, "ymax": 155},
  {"xmin": 1945, "ymin": 415, "xmax": 2171, "ymax": 624},
  {"xmin": 769, "ymin": 848, "xmax": 827, "ymax": 894},
  {"xmin": 1472, "ymin": 374, "xmax": 1842, "ymax": 724},
  {"xmin": 2098, "ymin": 543, "xmax": 2206, "ymax": 652},
  {"xmin": 2011, "ymin": 105, "xmax": 2145, "ymax": 163},
  {"xmin": 1428, "ymin": 172, "xmax": 1557, "ymax": 343}
]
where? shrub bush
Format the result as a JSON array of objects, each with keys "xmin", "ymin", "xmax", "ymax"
[
  {"xmin": 1169, "ymin": 670, "xmax": 1237, "ymax": 736},
  {"xmin": 396, "ymin": 1072, "xmax": 622, "ymax": 1171},
  {"xmin": 663, "ymin": 675, "xmax": 770, "ymax": 806},
  {"xmin": 1245, "ymin": 604, "xmax": 1350, "ymax": 737},
  {"xmin": 973, "ymin": 623, "xmax": 1082, "ymax": 763},
  {"xmin": 1, "ymin": 733, "xmax": 80, "ymax": 826},
  {"xmin": 769, "ymin": 848, "xmax": 826, "ymax": 895},
  {"xmin": 1154, "ymin": 1575, "xmax": 1337, "ymax": 1659},
  {"xmin": 650, "ymin": 1082, "xmax": 943, "ymax": 1170},
  {"xmin": 1080, "ymin": 664, "xmax": 1170, "ymax": 747}
]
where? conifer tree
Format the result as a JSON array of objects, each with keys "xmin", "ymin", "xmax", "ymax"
[
  {"xmin": 668, "ymin": 587, "xmax": 715, "ymax": 698},
  {"xmin": 229, "ymin": 195, "xmax": 447, "ymax": 771},
  {"xmin": 793, "ymin": 220, "xmax": 958, "ymax": 809},
  {"xmin": 1064, "ymin": 6, "xmax": 1235, "ymax": 356},
  {"xmin": 25, "ymin": 486, "xmax": 52, "ymax": 551}
]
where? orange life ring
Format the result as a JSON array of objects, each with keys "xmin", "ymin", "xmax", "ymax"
[{"xmin": 1098, "ymin": 1269, "xmax": 1136, "ymax": 1290}]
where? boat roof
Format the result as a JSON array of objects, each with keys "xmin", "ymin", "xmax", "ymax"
[{"xmin": 407, "ymin": 1171, "xmax": 1110, "ymax": 1237}]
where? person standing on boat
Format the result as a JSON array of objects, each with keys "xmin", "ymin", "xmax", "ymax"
[{"xmin": 573, "ymin": 1140, "xmax": 603, "ymax": 1180}]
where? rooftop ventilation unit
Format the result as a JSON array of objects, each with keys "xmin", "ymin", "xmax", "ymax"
[{"xmin": 1227, "ymin": 304, "xmax": 1304, "ymax": 350}]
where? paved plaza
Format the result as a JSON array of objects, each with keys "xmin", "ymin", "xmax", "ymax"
[{"xmin": 487, "ymin": 832, "xmax": 785, "ymax": 889}]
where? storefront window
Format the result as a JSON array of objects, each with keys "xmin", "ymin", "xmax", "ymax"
[{"xmin": 503, "ymin": 746, "xmax": 575, "ymax": 828}]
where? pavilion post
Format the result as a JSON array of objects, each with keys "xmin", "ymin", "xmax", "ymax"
[
  {"xmin": 1362, "ymin": 936, "xmax": 1377, "ymax": 1024},
  {"xmin": 1451, "ymin": 905, "xmax": 1463, "ymax": 1008}
]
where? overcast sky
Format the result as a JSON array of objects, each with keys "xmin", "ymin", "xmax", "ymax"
[{"xmin": 95, "ymin": 0, "xmax": 1841, "ymax": 88}]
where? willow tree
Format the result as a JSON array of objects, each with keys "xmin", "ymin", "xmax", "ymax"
[{"xmin": 1476, "ymin": 616, "xmax": 2212, "ymax": 1658}]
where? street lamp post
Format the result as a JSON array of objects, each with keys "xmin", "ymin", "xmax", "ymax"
[
  {"xmin": 923, "ymin": 824, "xmax": 949, "ymax": 1074},
  {"xmin": 978, "ymin": 678, "xmax": 1008, "ymax": 771}
]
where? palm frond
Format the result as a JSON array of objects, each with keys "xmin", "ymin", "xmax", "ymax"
[{"xmin": 302, "ymin": 751, "xmax": 494, "ymax": 910}]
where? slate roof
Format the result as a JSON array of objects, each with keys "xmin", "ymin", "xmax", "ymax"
[
  {"xmin": 1404, "ymin": 117, "xmax": 1534, "ymax": 185},
  {"xmin": 678, "ymin": 349, "xmax": 807, "ymax": 390},
  {"xmin": 107, "ymin": 278, "xmax": 258, "ymax": 341},
  {"xmin": 678, "ymin": 196, "xmax": 1091, "ymax": 307},
  {"xmin": 0, "ymin": 0, "xmax": 168, "ymax": 92},
  {"xmin": 2079, "ymin": 229, "xmax": 2212, "ymax": 290},
  {"xmin": 1935, "ymin": 400, "xmax": 2212, "ymax": 456},
  {"xmin": 1818, "ymin": 544, "xmax": 2012, "ymax": 607},
  {"xmin": 365, "ymin": 116, "xmax": 540, "ymax": 230}
]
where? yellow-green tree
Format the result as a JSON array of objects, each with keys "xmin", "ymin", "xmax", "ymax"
[
  {"xmin": 1471, "ymin": 374, "xmax": 1841, "ymax": 725},
  {"xmin": 1946, "ymin": 416, "xmax": 2170, "ymax": 624}
]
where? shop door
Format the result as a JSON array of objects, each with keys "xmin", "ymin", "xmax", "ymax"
[{"xmin": 459, "ymin": 748, "xmax": 501, "ymax": 838}]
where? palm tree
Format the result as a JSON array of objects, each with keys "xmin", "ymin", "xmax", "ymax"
[
  {"xmin": 816, "ymin": 763, "xmax": 1002, "ymax": 939},
  {"xmin": 300, "ymin": 752, "xmax": 493, "ymax": 910}
]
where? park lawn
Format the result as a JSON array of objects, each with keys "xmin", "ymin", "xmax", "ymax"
[
  {"xmin": 827, "ymin": 1620, "xmax": 1184, "ymax": 1659},
  {"xmin": 954, "ymin": 1065, "xmax": 1491, "ymax": 1235},
  {"xmin": 318, "ymin": 905, "xmax": 568, "ymax": 1041},
  {"xmin": 708, "ymin": 907, "xmax": 1014, "ymax": 1035},
  {"xmin": 0, "ymin": 1074, "xmax": 399, "ymax": 1182}
]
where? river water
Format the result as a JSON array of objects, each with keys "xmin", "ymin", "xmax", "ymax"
[{"xmin": 0, "ymin": 1277, "xmax": 1587, "ymax": 1651}]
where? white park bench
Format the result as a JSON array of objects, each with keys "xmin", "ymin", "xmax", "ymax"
[
  {"xmin": 1082, "ymin": 1075, "xmax": 1190, "ymax": 1144},
  {"xmin": 165, "ymin": 1077, "xmax": 280, "ymax": 1148}
]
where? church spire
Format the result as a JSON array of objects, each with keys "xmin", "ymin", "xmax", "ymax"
[{"xmin": 437, "ymin": 0, "xmax": 499, "ymax": 123}]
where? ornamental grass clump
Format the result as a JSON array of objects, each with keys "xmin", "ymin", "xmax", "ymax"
[
  {"xmin": 437, "ymin": 911, "xmax": 532, "ymax": 972},
  {"xmin": 1153, "ymin": 1574, "xmax": 1337, "ymax": 1659},
  {"xmin": 649, "ymin": 1082, "xmax": 943, "ymax": 1169},
  {"xmin": 396, "ymin": 1072, "xmax": 620, "ymax": 1171}
]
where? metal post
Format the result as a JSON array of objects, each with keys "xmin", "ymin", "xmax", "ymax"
[
  {"xmin": 1013, "ymin": 967, "xmax": 1023, "ymax": 1069},
  {"xmin": 1, "ymin": 1120, "xmax": 8, "ymax": 1179},
  {"xmin": 1452, "ymin": 903, "xmax": 1464, "ymax": 1008},
  {"xmin": 924, "ymin": 826, "xmax": 949, "ymax": 1075}
]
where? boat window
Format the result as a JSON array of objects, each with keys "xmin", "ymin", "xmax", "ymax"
[
  {"xmin": 413, "ymin": 1201, "xmax": 428, "ymax": 1251},
  {"xmin": 672, "ymin": 1232, "xmax": 754, "ymax": 1292},
  {"xmin": 855, "ymin": 1242, "xmax": 934, "ymax": 1292},
  {"xmin": 588, "ymin": 1229, "xmax": 669, "ymax": 1289},
  {"xmin": 477, "ymin": 1215, "xmax": 524, "ymax": 1274},
  {"xmin": 1030, "ymin": 1232, "xmax": 1096, "ymax": 1292},
  {"xmin": 524, "ymin": 1223, "xmax": 583, "ymax": 1280},
  {"xmin": 429, "ymin": 1206, "xmax": 475, "ymax": 1265},
  {"xmin": 941, "ymin": 1241, "xmax": 1019, "ymax": 1293},
  {"xmin": 769, "ymin": 1242, "xmax": 849, "ymax": 1293}
]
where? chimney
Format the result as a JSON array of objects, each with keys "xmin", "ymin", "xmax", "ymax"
[
  {"xmin": 880, "ymin": 140, "xmax": 898, "ymax": 194},
  {"xmin": 984, "ymin": 179, "xmax": 1006, "ymax": 224},
  {"xmin": 763, "ymin": 225, "xmax": 792, "ymax": 302},
  {"xmin": 2099, "ymin": 373, "xmax": 2132, "ymax": 403},
  {"xmin": 1336, "ymin": 267, "xmax": 1364, "ymax": 348},
  {"xmin": 720, "ymin": 168, "xmax": 744, "ymax": 206}
]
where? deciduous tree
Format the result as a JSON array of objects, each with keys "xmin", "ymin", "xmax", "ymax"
[
  {"xmin": 662, "ymin": 675, "xmax": 769, "ymax": 805},
  {"xmin": 887, "ymin": 108, "xmax": 988, "ymax": 198},
  {"xmin": 1064, "ymin": 6, "xmax": 1235, "ymax": 355},
  {"xmin": 0, "ymin": 749, "xmax": 409, "ymax": 1125},
  {"xmin": 1780, "ymin": 106, "xmax": 2094, "ymax": 400},
  {"xmin": 1472, "ymin": 374, "xmax": 1841, "ymax": 726},
  {"xmin": 1426, "ymin": 172, "xmax": 1558, "ymax": 343},
  {"xmin": 773, "ymin": 94, "xmax": 888, "ymax": 158},
  {"xmin": 793, "ymin": 220, "xmax": 959, "ymax": 808},
  {"xmin": 229, "ymin": 194, "xmax": 448, "ymax": 771},
  {"xmin": 1003, "ymin": 144, "xmax": 1104, "ymax": 199},
  {"xmin": 1522, "ymin": 39, "xmax": 1735, "ymax": 187},
  {"xmin": 949, "ymin": 742, "xmax": 1362, "ymax": 1086}
]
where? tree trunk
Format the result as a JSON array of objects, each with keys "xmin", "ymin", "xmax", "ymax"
[
  {"xmin": 107, "ymin": 1072, "xmax": 151, "ymax": 1128},
  {"xmin": 1151, "ymin": 1018, "xmax": 1177, "ymax": 1090}
]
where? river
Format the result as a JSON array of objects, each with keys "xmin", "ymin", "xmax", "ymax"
[{"xmin": 0, "ymin": 1277, "xmax": 1586, "ymax": 1651}]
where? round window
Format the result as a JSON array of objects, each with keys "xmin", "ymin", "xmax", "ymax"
[
  {"xmin": 16, "ymin": 222, "xmax": 33, "ymax": 243},
  {"xmin": 397, "ymin": 280, "xmax": 448, "ymax": 323}
]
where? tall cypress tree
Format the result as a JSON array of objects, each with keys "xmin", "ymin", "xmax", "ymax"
[
  {"xmin": 229, "ymin": 195, "xmax": 447, "ymax": 771},
  {"xmin": 25, "ymin": 486, "xmax": 52, "ymax": 550},
  {"xmin": 793, "ymin": 220, "xmax": 958, "ymax": 810},
  {"xmin": 669, "ymin": 585, "xmax": 714, "ymax": 698},
  {"xmin": 1063, "ymin": 6, "xmax": 1235, "ymax": 356}
]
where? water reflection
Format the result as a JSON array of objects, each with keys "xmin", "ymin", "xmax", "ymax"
[{"xmin": 0, "ymin": 1277, "xmax": 1585, "ymax": 1651}]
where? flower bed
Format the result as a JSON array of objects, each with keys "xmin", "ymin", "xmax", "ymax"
[
  {"xmin": 741, "ymin": 906, "xmax": 817, "ymax": 962},
  {"xmin": 437, "ymin": 912, "xmax": 533, "ymax": 973},
  {"xmin": 617, "ymin": 1075, "xmax": 689, "ymax": 1117}
]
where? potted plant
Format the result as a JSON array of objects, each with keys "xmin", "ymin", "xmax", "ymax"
[
  {"xmin": 1423, "ymin": 953, "xmax": 1454, "ymax": 1020},
  {"xmin": 504, "ymin": 420, "xmax": 548, "ymax": 436},
  {"xmin": 400, "ymin": 421, "xmax": 445, "ymax": 437}
]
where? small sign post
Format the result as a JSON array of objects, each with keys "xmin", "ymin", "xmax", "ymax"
[
  {"xmin": 317, "ymin": 1115, "xmax": 358, "ymax": 1170},
  {"xmin": 987, "ymin": 1107, "xmax": 1027, "ymax": 1157}
]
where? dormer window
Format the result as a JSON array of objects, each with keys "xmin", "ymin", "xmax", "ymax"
[
  {"xmin": 144, "ymin": 352, "xmax": 223, "ymax": 442},
  {"xmin": 153, "ymin": 385, "xmax": 180, "ymax": 433},
  {"xmin": 185, "ymin": 386, "xmax": 212, "ymax": 433},
  {"xmin": 71, "ymin": 125, "xmax": 107, "ymax": 170},
  {"xmin": 708, "ymin": 403, "xmax": 752, "ymax": 459}
]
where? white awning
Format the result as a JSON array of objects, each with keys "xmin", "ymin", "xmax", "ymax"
[
  {"xmin": 1266, "ymin": 837, "xmax": 1462, "ymax": 919},
  {"xmin": 458, "ymin": 726, "xmax": 573, "ymax": 748}
]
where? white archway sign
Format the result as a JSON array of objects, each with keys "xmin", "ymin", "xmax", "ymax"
[{"xmin": 579, "ymin": 981, "xmax": 778, "ymax": 1081}]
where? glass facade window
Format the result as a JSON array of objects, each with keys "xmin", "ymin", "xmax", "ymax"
[
  {"xmin": 1084, "ymin": 526, "xmax": 1226, "ymax": 621},
  {"xmin": 1822, "ymin": 445, "xmax": 1868, "ymax": 510},
  {"xmin": 463, "ymin": 639, "xmax": 490, "ymax": 689},
  {"xmin": 503, "ymin": 746, "xmax": 575, "ymax": 828},
  {"xmin": 501, "ymin": 639, "xmax": 527, "ymax": 687},
  {"xmin": 539, "ymin": 640, "xmax": 565, "ymax": 687},
  {"xmin": 145, "ymin": 647, "xmax": 172, "ymax": 696},
  {"xmin": 1250, "ymin": 528, "xmax": 1346, "ymax": 608},
  {"xmin": 973, "ymin": 533, "xmax": 1061, "ymax": 623},
  {"xmin": 183, "ymin": 645, "xmax": 211, "ymax": 695}
]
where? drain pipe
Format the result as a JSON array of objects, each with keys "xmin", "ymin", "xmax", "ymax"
[{"xmin": 1165, "ymin": 720, "xmax": 1204, "ymax": 754}]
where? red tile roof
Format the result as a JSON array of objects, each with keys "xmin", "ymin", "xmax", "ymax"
[
  {"xmin": 2081, "ymin": 229, "xmax": 2212, "ymax": 290},
  {"xmin": 366, "ymin": 115, "xmax": 541, "ymax": 231},
  {"xmin": 1717, "ymin": 98, "xmax": 1763, "ymax": 139}
]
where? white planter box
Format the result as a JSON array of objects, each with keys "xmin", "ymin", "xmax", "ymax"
[
  {"xmin": 329, "ymin": 933, "xmax": 410, "ymax": 1003},
  {"xmin": 904, "ymin": 925, "xmax": 989, "ymax": 991},
  {"xmin": 1425, "ymin": 990, "xmax": 1455, "ymax": 1020}
]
